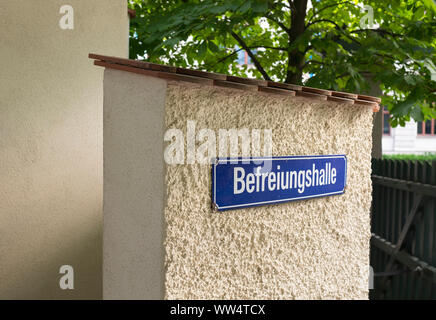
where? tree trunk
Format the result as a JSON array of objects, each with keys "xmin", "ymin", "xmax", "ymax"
[
  {"xmin": 372, "ymin": 108, "xmax": 383, "ymax": 159},
  {"xmin": 362, "ymin": 73, "xmax": 383, "ymax": 159},
  {"xmin": 285, "ymin": 0, "xmax": 307, "ymax": 84},
  {"xmin": 282, "ymin": 1, "xmax": 383, "ymax": 158}
]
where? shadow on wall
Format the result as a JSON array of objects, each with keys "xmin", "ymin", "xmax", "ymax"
[
  {"xmin": 1, "ymin": 219, "xmax": 102, "ymax": 300},
  {"xmin": 0, "ymin": 0, "xmax": 129, "ymax": 300},
  {"xmin": 0, "ymin": 86, "xmax": 104, "ymax": 300}
]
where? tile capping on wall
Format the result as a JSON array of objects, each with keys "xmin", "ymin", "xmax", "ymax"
[{"xmin": 89, "ymin": 53, "xmax": 381, "ymax": 112}]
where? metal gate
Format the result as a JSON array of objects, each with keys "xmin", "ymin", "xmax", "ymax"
[{"xmin": 370, "ymin": 159, "xmax": 436, "ymax": 299}]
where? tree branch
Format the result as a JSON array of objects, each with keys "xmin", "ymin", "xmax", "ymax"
[
  {"xmin": 230, "ymin": 31, "xmax": 271, "ymax": 80},
  {"xmin": 288, "ymin": 0, "xmax": 297, "ymax": 14},
  {"xmin": 252, "ymin": 45, "xmax": 288, "ymax": 51},
  {"xmin": 304, "ymin": 60, "xmax": 325, "ymax": 68},
  {"xmin": 204, "ymin": 45, "xmax": 288, "ymax": 69},
  {"xmin": 265, "ymin": 14, "xmax": 290, "ymax": 33},
  {"xmin": 306, "ymin": 18, "xmax": 341, "ymax": 29},
  {"xmin": 372, "ymin": 52, "xmax": 422, "ymax": 69},
  {"xmin": 306, "ymin": 19, "xmax": 361, "ymax": 45},
  {"xmin": 271, "ymin": 0, "xmax": 291, "ymax": 10},
  {"xmin": 350, "ymin": 28, "xmax": 402, "ymax": 38},
  {"xmin": 308, "ymin": 1, "xmax": 354, "ymax": 23},
  {"xmin": 204, "ymin": 48, "xmax": 244, "ymax": 68},
  {"xmin": 266, "ymin": 1, "xmax": 291, "ymax": 33}
]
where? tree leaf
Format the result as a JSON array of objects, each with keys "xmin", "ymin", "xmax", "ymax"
[{"xmin": 129, "ymin": 0, "xmax": 436, "ymax": 125}]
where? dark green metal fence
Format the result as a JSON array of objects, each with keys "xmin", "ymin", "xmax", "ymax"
[{"xmin": 370, "ymin": 158, "xmax": 436, "ymax": 299}]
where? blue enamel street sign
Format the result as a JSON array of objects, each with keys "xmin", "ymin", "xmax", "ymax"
[{"xmin": 212, "ymin": 155, "xmax": 347, "ymax": 211}]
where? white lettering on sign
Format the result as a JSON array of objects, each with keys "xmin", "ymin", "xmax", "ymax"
[{"xmin": 233, "ymin": 163, "xmax": 337, "ymax": 195}]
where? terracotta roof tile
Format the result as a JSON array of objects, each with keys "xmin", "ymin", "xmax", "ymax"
[
  {"xmin": 258, "ymin": 86, "xmax": 296, "ymax": 96},
  {"xmin": 331, "ymin": 91, "xmax": 358, "ymax": 100},
  {"xmin": 327, "ymin": 95, "xmax": 355, "ymax": 105},
  {"xmin": 302, "ymin": 86, "xmax": 332, "ymax": 96},
  {"xmin": 267, "ymin": 81, "xmax": 302, "ymax": 91},
  {"xmin": 213, "ymin": 79, "xmax": 258, "ymax": 92},
  {"xmin": 296, "ymin": 90, "xmax": 328, "ymax": 100},
  {"xmin": 89, "ymin": 53, "xmax": 380, "ymax": 112}
]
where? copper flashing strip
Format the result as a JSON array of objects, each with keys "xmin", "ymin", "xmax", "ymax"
[
  {"xmin": 357, "ymin": 94, "xmax": 382, "ymax": 103},
  {"xmin": 95, "ymin": 60, "xmax": 213, "ymax": 85},
  {"xmin": 331, "ymin": 91, "xmax": 358, "ymax": 100},
  {"xmin": 226, "ymin": 75, "xmax": 268, "ymax": 87},
  {"xmin": 149, "ymin": 64, "xmax": 178, "ymax": 73},
  {"xmin": 94, "ymin": 60, "xmax": 161, "ymax": 78},
  {"xmin": 355, "ymin": 99, "xmax": 380, "ymax": 112},
  {"xmin": 302, "ymin": 86, "xmax": 332, "ymax": 96},
  {"xmin": 267, "ymin": 81, "xmax": 302, "ymax": 91},
  {"xmin": 258, "ymin": 86, "xmax": 296, "ymax": 96},
  {"xmin": 176, "ymin": 68, "xmax": 227, "ymax": 80},
  {"xmin": 213, "ymin": 80, "xmax": 258, "ymax": 92},
  {"xmin": 296, "ymin": 91, "xmax": 328, "ymax": 100},
  {"xmin": 90, "ymin": 53, "xmax": 178, "ymax": 73},
  {"xmin": 90, "ymin": 53, "xmax": 380, "ymax": 112},
  {"xmin": 355, "ymin": 99, "xmax": 379, "ymax": 106},
  {"xmin": 327, "ymin": 95, "xmax": 355, "ymax": 105},
  {"xmin": 158, "ymin": 72, "xmax": 214, "ymax": 85}
]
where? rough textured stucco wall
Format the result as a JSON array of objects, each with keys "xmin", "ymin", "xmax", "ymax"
[
  {"xmin": 164, "ymin": 83, "xmax": 373, "ymax": 299},
  {"xmin": 0, "ymin": 1, "xmax": 128, "ymax": 299}
]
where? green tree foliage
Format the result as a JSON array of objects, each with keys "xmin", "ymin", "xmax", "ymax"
[{"xmin": 129, "ymin": 0, "xmax": 436, "ymax": 125}]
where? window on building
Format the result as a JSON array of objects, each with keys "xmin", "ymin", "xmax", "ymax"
[
  {"xmin": 417, "ymin": 119, "xmax": 436, "ymax": 136},
  {"xmin": 382, "ymin": 107, "xmax": 390, "ymax": 135},
  {"xmin": 236, "ymin": 50, "xmax": 245, "ymax": 65},
  {"xmin": 235, "ymin": 47, "xmax": 256, "ymax": 66}
]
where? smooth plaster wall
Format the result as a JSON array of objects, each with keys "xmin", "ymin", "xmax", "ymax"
[
  {"xmin": 103, "ymin": 69, "xmax": 167, "ymax": 299},
  {"xmin": 163, "ymin": 84, "xmax": 374, "ymax": 299},
  {"xmin": 0, "ymin": 1, "xmax": 128, "ymax": 299}
]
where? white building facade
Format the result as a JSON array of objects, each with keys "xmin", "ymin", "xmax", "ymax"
[{"xmin": 382, "ymin": 108, "xmax": 436, "ymax": 154}]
